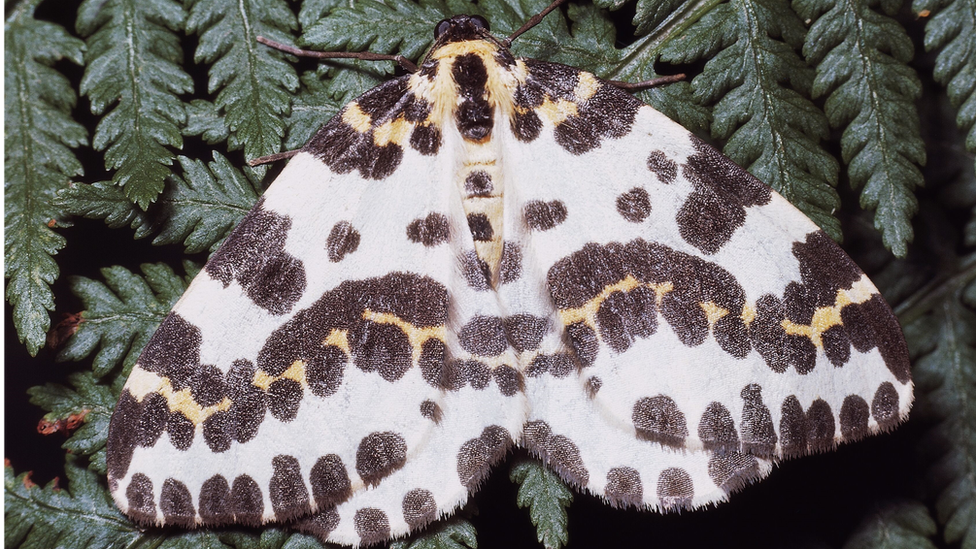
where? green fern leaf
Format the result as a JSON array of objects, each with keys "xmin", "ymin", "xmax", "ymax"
[
  {"xmin": 842, "ymin": 501, "xmax": 938, "ymax": 549},
  {"xmin": 57, "ymin": 153, "xmax": 261, "ymax": 253},
  {"xmin": 660, "ymin": 0, "xmax": 842, "ymax": 241},
  {"xmin": 76, "ymin": 0, "xmax": 193, "ymax": 209},
  {"xmin": 910, "ymin": 274, "xmax": 976, "ymax": 549},
  {"xmin": 796, "ymin": 0, "xmax": 924, "ymax": 258},
  {"xmin": 4, "ymin": 0, "xmax": 87, "ymax": 356},
  {"xmin": 509, "ymin": 459, "xmax": 572, "ymax": 549},
  {"xmin": 389, "ymin": 519, "xmax": 478, "ymax": 549},
  {"xmin": 56, "ymin": 262, "xmax": 196, "ymax": 377},
  {"xmin": 186, "ymin": 0, "xmax": 299, "ymax": 166},
  {"xmin": 302, "ymin": 0, "xmax": 461, "ymax": 61},
  {"xmin": 27, "ymin": 372, "xmax": 118, "ymax": 474},
  {"xmin": 914, "ymin": 0, "xmax": 976, "ymax": 171},
  {"xmin": 185, "ymin": 99, "xmax": 231, "ymax": 144}
]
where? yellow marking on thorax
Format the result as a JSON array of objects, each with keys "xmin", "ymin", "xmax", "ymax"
[
  {"xmin": 409, "ymin": 40, "xmax": 526, "ymax": 125},
  {"xmin": 362, "ymin": 309, "xmax": 447, "ymax": 364},
  {"xmin": 781, "ymin": 275, "xmax": 878, "ymax": 348},
  {"xmin": 124, "ymin": 367, "xmax": 232, "ymax": 426},
  {"xmin": 343, "ymin": 103, "xmax": 372, "ymax": 133},
  {"xmin": 253, "ymin": 360, "xmax": 307, "ymax": 391}
]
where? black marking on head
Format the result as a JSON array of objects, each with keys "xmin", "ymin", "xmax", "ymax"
[
  {"xmin": 205, "ymin": 201, "xmax": 306, "ymax": 315},
  {"xmin": 676, "ymin": 137, "xmax": 772, "ymax": 254},
  {"xmin": 464, "ymin": 170, "xmax": 493, "ymax": 196},
  {"xmin": 327, "ymin": 221, "xmax": 361, "ymax": 262},
  {"xmin": 467, "ymin": 213, "xmax": 494, "ymax": 241},
  {"xmin": 633, "ymin": 395, "xmax": 689, "ymax": 448},
  {"xmin": 647, "ymin": 150, "xmax": 678, "ymax": 183},
  {"xmin": 453, "ymin": 54, "xmax": 493, "ymax": 141},
  {"xmin": 407, "ymin": 213, "xmax": 451, "ymax": 246},
  {"xmin": 524, "ymin": 200, "xmax": 568, "ymax": 231},
  {"xmin": 616, "ymin": 187, "xmax": 651, "ymax": 223},
  {"xmin": 434, "ymin": 14, "xmax": 490, "ymax": 41},
  {"xmin": 356, "ymin": 432, "xmax": 408, "ymax": 486}
]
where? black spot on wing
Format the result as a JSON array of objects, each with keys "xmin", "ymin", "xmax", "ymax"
[
  {"xmin": 304, "ymin": 77, "xmax": 410, "ymax": 180},
  {"xmin": 205, "ymin": 199, "xmax": 306, "ymax": 315},
  {"xmin": 675, "ymin": 137, "xmax": 771, "ymax": 255}
]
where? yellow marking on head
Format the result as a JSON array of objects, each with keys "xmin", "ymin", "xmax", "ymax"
[
  {"xmin": 741, "ymin": 303, "xmax": 757, "ymax": 326},
  {"xmin": 573, "ymin": 72, "xmax": 601, "ymax": 102},
  {"xmin": 362, "ymin": 309, "xmax": 446, "ymax": 365},
  {"xmin": 374, "ymin": 117, "xmax": 412, "ymax": 147},
  {"xmin": 324, "ymin": 328, "xmax": 350, "ymax": 355},
  {"xmin": 781, "ymin": 274, "xmax": 878, "ymax": 349},
  {"xmin": 342, "ymin": 103, "xmax": 372, "ymax": 133},
  {"xmin": 701, "ymin": 301, "xmax": 729, "ymax": 327},
  {"xmin": 252, "ymin": 360, "xmax": 307, "ymax": 391}
]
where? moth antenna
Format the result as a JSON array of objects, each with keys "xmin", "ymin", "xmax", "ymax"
[
  {"xmin": 503, "ymin": 0, "xmax": 570, "ymax": 46},
  {"xmin": 255, "ymin": 36, "xmax": 419, "ymax": 73},
  {"xmin": 248, "ymin": 149, "xmax": 300, "ymax": 167},
  {"xmin": 608, "ymin": 73, "xmax": 686, "ymax": 91}
]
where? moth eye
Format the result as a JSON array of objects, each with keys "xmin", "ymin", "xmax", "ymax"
[
  {"xmin": 434, "ymin": 19, "xmax": 453, "ymax": 39},
  {"xmin": 470, "ymin": 15, "xmax": 490, "ymax": 32}
]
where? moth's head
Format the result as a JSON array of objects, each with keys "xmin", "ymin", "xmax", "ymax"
[{"xmin": 432, "ymin": 15, "xmax": 492, "ymax": 44}]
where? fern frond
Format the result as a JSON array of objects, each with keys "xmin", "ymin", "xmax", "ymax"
[
  {"xmin": 186, "ymin": 0, "xmax": 299, "ymax": 166},
  {"xmin": 660, "ymin": 0, "xmax": 842, "ymax": 240},
  {"xmin": 77, "ymin": 0, "xmax": 193, "ymax": 209},
  {"xmin": 796, "ymin": 0, "xmax": 924, "ymax": 258},
  {"xmin": 4, "ymin": 0, "xmax": 87, "ymax": 356}
]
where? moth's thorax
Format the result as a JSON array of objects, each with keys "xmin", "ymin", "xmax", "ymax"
[{"xmin": 408, "ymin": 39, "xmax": 523, "ymax": 283}]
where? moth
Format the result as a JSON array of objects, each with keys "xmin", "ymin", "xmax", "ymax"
[{"xmin": 106, "ymin": 4, "xmax": 913, "ymax": 547}]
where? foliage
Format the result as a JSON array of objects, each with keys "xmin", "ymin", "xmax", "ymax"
[{"xmin": 5, "ymin": 0, "xmax": 976, "ymax": 547}]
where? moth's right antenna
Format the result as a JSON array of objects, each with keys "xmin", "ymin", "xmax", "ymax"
[
  {"xmin": 503, "ymin": 0, "xmax": 570, "ymax": 47},
  {"xmin": 255, "ymin": 36, "xmax": 419, "ymax": 73}
]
